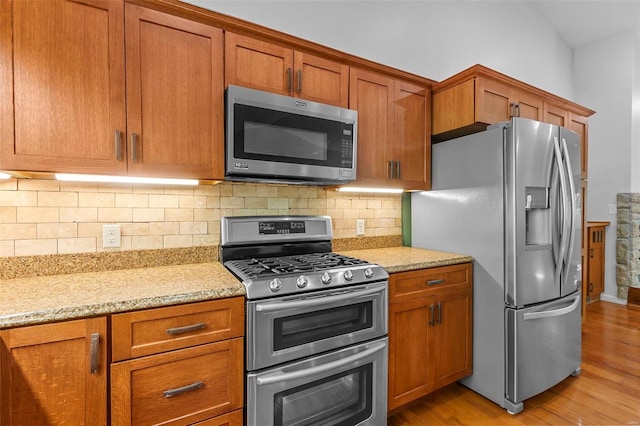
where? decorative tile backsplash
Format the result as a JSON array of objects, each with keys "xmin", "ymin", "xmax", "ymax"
[{"xmin": 0, "ymin": 178, "xmax": 402, "ymax": 257}]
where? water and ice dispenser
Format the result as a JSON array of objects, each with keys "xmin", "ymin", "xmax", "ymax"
[{"xmin": 525, "ymin": 186, "xmax": 550, "ymax": 247}]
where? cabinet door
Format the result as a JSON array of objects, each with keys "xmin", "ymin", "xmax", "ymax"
[
  {"xmin": 388, "ymin": 296, "xmax": 434, "ymax": 411},
  {"xmin": 0, "ymin": 318, "xmax": 107, "ymax": 425},
  {"xmin": 568, "ymin": 112, "xmax": 589, "ymax": 179},
  {"xmin": 543, "ymin": 102, "xmax": 569, "ymax": 127},
  {"xmin": 511, "ymin": 87, "xmax": 543, "ymax": 121},
  {"xmin": 0, "ymin": 0, "xmax": 126, "ymax": 174},
  {"xmin": 349, "ymin": 68, "xmax": 394, "ymax": 186},
  {"xmin": 225, "ymin": 32, "xmax": 293, "ymax": 96},
  {"xmin": 475, "ymin": 77, "xmax": 512, "ymax": 124},
  {"xmin": 433, "ymin": 284, "xmax": 473, "ymax": 388},
  {"xmin": 588, "ymin": 226, "xmax": 606, "ymax": 297},
  {"xmin": 125, "ymin": 4, "xmax": 224, "ymax": 179},
  {"xmin": 394, "ymin": 80, "xmax": 430, "ymax": 190},
  {"xmin": 293, "ymin": 52, "xmax": 349, "ymax": 107}
]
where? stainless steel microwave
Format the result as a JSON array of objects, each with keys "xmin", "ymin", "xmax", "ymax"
[{"xmin": 225, "ymin": 85, "xmax": 357, "ymax": 185}]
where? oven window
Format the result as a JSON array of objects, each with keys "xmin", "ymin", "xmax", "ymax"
[
  {"xmin": 274, "ymin": 365, "xmax": 373, "ymax": 426},
  {"xmin": 245, "ymin": 121, "xmax": 328, "ymax": 161},
  {"xmin": 273, "ymin": 302, "xmax": 373, "ymax": 351}
]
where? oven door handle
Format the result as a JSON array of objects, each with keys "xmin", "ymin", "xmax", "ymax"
[
  {"xmin": 256, "ymin": 340, "xmax": 386, "ymax": 385},
  {"xmin": 255, "ymin": 286, "xmax": 384, "ymax": 312}
]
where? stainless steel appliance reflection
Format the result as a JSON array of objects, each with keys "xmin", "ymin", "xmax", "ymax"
[{"xmin": 220, "ymin": 216, "xmax": 388, "ymax": 426}]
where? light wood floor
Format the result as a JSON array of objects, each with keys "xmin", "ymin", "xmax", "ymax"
[{"xmin": 388, "ymin": 301, "xmax": 640, "ymax": 425}]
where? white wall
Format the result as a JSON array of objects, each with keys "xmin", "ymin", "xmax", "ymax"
[
  {"xmin": 188, "ymin": 0, "xmax": 575, "ymax": 99},
  {"xmin": 575, "ymin": 30, "xmax": 638, "ymax": 302}
]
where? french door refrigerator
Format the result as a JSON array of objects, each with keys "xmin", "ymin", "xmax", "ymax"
[{"xmin": 411, "ymin": 117, "xmax": 582, "ymax": 414}]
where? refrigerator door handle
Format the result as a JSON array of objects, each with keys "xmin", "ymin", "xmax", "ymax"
[
  {"xmin": 561, "ymin": 137, "xmax": 577, "ymax": 286},
  {"xmin": 522, "ymin": 294, "xmax": 581, "ymax": 321},
  {"xmin": 553, "ymin": 136, "xmax": 569, "ymax": 288}
]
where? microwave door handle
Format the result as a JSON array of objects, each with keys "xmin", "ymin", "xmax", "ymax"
[
  {"xmin": 561, "ymin": 137, "xmax": 577, "ymax": 287},
  {"xmin": 255, "ymin": 286, "xmax": 383, "ymax": 312},
  {"xmin": 256, "ymin": 340, "xmax": 386, "ymax": 385}
]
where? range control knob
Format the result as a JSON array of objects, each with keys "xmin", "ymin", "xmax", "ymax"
[
  {"xmin": 344, "ymin": 270, "xmax": 354, "ymax": 281},
  {"xmin": 269, "ymin": 278, "xmax": 282, "ymax": 292},
  {"xmin": 321, "ymin": 271, "xmax": 332, "ymax": 284},
  {"xmin": 364, "ymin": 267, "xmax": 374, "ymax": 278},
  {"xmin": 296, "ymin": 275, "xmax": 308, "ymax": 288}
]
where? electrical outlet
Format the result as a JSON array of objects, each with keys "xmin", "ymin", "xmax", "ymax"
[
  {"xmin": 356, "ymin": 219, "xmax": 365, "ymax": 236},
  {"xmin": 102, "ymin": 224, "xmax": 121, "ymax": 248}
]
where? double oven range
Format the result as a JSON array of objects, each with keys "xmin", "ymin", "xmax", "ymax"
[{"xmin": 220, "ymin": 216, "xmax": 388, "ymax": 426}]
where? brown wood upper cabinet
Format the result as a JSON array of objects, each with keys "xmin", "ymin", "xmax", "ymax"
[
  {"xmin": 432, "ymin": 65, "xmax": 594, "ymax": 179},
  {"xmin": 225, "ymin": 32, "xmax": 349, "ymax": 108},
  {"xmin": 349, "ymin": 68, "xmax": 431, "ymax": 190},
  {"xmin": 0, "ymin": 318, "xmax": 108, "ymax": 425},
  {"xmin": 0, "ymin": 0, "xmax": 224, "ymax": 179}
]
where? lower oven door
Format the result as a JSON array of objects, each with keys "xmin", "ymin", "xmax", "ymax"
[
  {"xmin": 247, "ymin": 338, "xmax": 388, "ymax": 426},
  {"xmin": 247, "ymin": 281, "xmax": 387, "ymax": 370}
]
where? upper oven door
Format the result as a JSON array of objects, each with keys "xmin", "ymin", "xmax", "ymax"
[
  {"xmin": 246, "ymin": 281, "xmax": 388, "ymax": 371},
  {"xmin": 226, "ymin": 85, "xmax": 357, "ymax": 183}
]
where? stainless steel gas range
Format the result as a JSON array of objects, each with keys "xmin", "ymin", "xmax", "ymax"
[{"xmin": 220, "ymin": 215, "xmax": 389, "ymax": 426}]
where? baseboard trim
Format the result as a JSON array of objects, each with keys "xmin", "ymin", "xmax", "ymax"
[{"xmin": 600, "ymin": 294, "xmax": 628, "ymax": 305}]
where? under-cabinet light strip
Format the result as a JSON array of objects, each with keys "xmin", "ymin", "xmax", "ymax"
[
  {"xmin": 337, "ymin": 187, "xmax": 404, "ymax": 194},
  {"xmin": 55, "ymin": 173, "xmax": 199, "ymax": 186},
  {"xmin": 0, "ymin": 172, "xmax": 11, "ymax": 180}
]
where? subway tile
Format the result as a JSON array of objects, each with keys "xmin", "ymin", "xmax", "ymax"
[
  {"xmin": 219, "ymin": 184, "xmax": 233, "ymax": 197},
  {"xmin": 79, "ymin": 192, "xmax": 115, "ymax": 207},
  {"xmin": 15, "ymin": 239, "xmax": 57, "ymax": 256},
  {"xmin": 232, "ymin": 184, "xmax": 258, "ymax": 197},
  {"xmin": 335, "ymin": 199, "xmax": 352, "ymax": 209},
  {"xmin": 59, "ymin": 181, "xmax": 98, "ymax": 192},
  {"xmin": 116, "ymin": 193, "xmax": 149, "ymax": 208},
  {"xmin": 149, "ymin": 222, "xmax": 180, "ymax": 235},
  {"xmin": 206, "ymin": 196, "xmax": 221, "ymax": 209},
  {"xmin": 165, "ymin": 208, "xmax": 193, "ymax": 222},
  {"xmin": 179, "ymin": 195, "xmax": 207, "ymax": 209},
  {"xmin": 60, "ymin": 207, "xmax": 98, "ymax": 223},
  {"xmin": 37, "ymin": 223, "xmax": 78, "ymax": 239},
  {"xmin": 289, "ymin": 198, "xmax": 308, "ymax": 209},
  {"xmin": 220, "ymin": 196, "xmax": 244, "ymax": 209},
  {"xmin": 0, "ymin": 207, "xmax": 17, "ymax": 223},
  {"xmin": 164, "ymin": 186, "xmax": 195, "ymax": 196},
  {"xmin": 0, "ymin": 223, "xmax": 37, "ymax": 239},
  {"xmin": 343, "ymin": 209, "xmax": 360, "ymax": 219},
  {"xmin": 278, "ymin": 186, "xmax": 299, "ymax": 198},
  {"xmin": 16, "ymin": 207, "xmax": 59, "ymax": 223},
  {"xmin": 194, "ymin": 208, "xmax": 219, "ymax": 222},
  {"xmin": 131, "ymin": 235, "xmax": 164, "ymax": 250},
  {"xmin": 0, "ymin": 191, "xmax": 37, "ymax": 206},
  {"xmin": 194, "ymin": 184, "xmax": 221, "ymax": 196},
  {"xmin": 267, "ymin": 198, "xmax": 288, "ymax": 209},
  {"xmin": 132, "ymin": 185, "xmax": 164, "ymax": 195},
  {"xmin": 121, "ymin": 222, "xmax": 149, "ymax": 236},
  {"xmin": 358, "ymin": 209, "xmax": 375, "ymax": 219},
  {"xmin": 164, "ymin": 234, "xmax": 193, "ymax": 248},
  {"xmin": 0, "ymin": 240, "xmax": 15, "ymax": 257},
  {"xmin": 232, "ymin": 208, "xmax": 258, "ymax": 216},
  {"xmin": 299, "ymin": 187, "xmax": 319, "ymax": 199},
  {"xmin": 98, "ymin": 207, "xmax": 133, "ymax": 222},
  {"xmin": 245, "ymin": 197, "xmax": 268, "ymax": 209},
  {"xmin": 180, "ymin": 221, "xmax": 207, "ymax": 235},
  {"xmin": 78, "ymin": 223, "xmax": 103, "ymax": 238},
  {"xmin": 149, "ymin": 194, "xmax": 180, "ymax": 208},
  {"xmin": 0, "ymin": 179, "xmax": 18, "ymax": 190},
  {"xmin": 37, "ymin": 191, "xmax": 78, "ymax": 207},
  {"xmin": 18, "ymin": 179, "xmax": 60, "ymax": 191},
  {"xmin": 98, "ymin": 183, "xmax": 132, "ymax": 193},
  {"xmin": 367, "ymin": 199, "xmax": 382, "ymax": 209},
  {"xmin": 309, "ymin": 199, "xmax": 327, "ymax": 209},
  {"xmin": 326, "ymin": 208, "xmax": 344, "ymax": 219},
  {"xmin": 133, "ymin": 208, "xmax": 164, "ymax": 222},
  {"xmin": 351, "ymin": 199, "xmax": 367, "ymax": 209},
  {"xmin": 193, "ymin": 234, "xmax": 217, "ymax": 247},
  {"xmin": 58, "ymin": 237, "xmax": 97, "ymax": 254}
]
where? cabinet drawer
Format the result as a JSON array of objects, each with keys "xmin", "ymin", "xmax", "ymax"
[
  {"xmin": 390, "ymin": 263, "xmax": 472, "ymax": 302},
  {"xmin": 191, "ymin": 409, "xmax": 243, "ymax": 425},
  {"xmin": 111, "ymin": 338, "xmax": 244, "ymax": 425},
  {"xmin": 112, "ymin": 297, "xmax": 244, "ymax": 361}
]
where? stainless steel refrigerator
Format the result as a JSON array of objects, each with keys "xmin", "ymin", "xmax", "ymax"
[{"xmin": 411, "ymin": 117, "xmax": 582, "ymax": 414}]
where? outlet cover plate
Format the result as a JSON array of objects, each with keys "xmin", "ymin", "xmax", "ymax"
[
  {"xmin": 103, "ymin": 224, "xmax": 121, "ymax": 248},
  {"xmin": 356, "ymin": 219, "xmax": 365, "ymax": 236}
]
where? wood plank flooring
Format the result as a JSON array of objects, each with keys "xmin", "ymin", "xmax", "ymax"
[{"xmin": 388, "ymin": 301, "xmax": 640, "ymax": 425}]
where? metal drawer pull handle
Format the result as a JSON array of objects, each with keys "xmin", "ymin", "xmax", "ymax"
[
  {"xmin": 166, "ymin": 323, "xmax": 206, "ymax": 335},
  {"xmin": 114, "ymin": 129, "xmax": 123, "ymax": 161},
  {"xmin": 131, "ymin": 133, "xmax": 139, "ymax": 163},
  {"xmin": 163, "ymin": 381, "xmax": 204, "ymax": 398},
  {"xmin": 427, "ymin": 279, "xmax": 443, "ymax": 286},
  {"xmin": 523, "ymin": 295, "xmax": 580, "ymax": 321},
  {"xmin": 90, "ymin": 333, "xmax": 100, "ymax": 374},
  {"xmin": 256, "ymin": 341, "xmax": 386, "ymax": 386}
]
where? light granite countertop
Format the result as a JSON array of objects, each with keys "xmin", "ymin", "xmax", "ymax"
[
  {"xmin": 0, "ymin": 262, "xmax": 244, "ymax": 329},
  {"xmin": 0, "ymin": 246, "xmax": 472, "ymax": 329},
  {"xmin": 338, "ymin": 247, "xmax": 473, "ymax": 274}
]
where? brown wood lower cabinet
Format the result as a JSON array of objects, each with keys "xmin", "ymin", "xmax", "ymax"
[
  {"xmin": 111, "ymin": 297, "xmax": 244, "ymax": 426},
  {"xmin": 0, "ymin": 318, "xmax": 108, "ymax": 425},
  {"xmin": 388, "ymin": 263, "xmax": 473, "ymax": 412}
]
